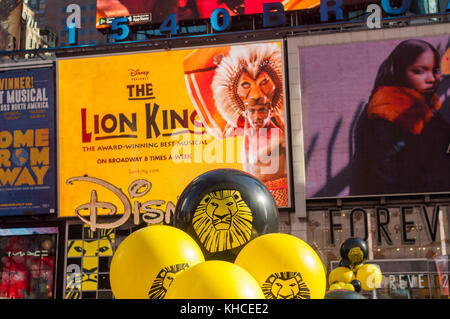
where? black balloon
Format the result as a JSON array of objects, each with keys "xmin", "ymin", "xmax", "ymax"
[
  {"xmin": 173, "ymin": 169, "xmax": 279, "ymax": 262},
  {"xmin": 351, "ymin": 279, "xmax": 362, "ymax": 293},
  {"xmin": 339, "ymin": 237, "xmax": 368, "ymax": 269},
  {"xmin": 324, "ymin": 290, "xmax": 366, "ymax": 299}
]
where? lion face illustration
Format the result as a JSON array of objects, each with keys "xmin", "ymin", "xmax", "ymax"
[
  {"xmin": 262, "ymin": 272, "xmax": 311, "ymax": 299},
  {"xmin": 66, "ymin": 227, "xmax": 115, "ymax": 298},
  {"xmin": 148, "ymin": 263, "xmax": 189, "ymax": 299},
  {"xmin": 207, "ymin": 195, "xmax": 238, "ymax": 231},
  {"xmin": 192, "ymin": 190, "xmax": 253, "ymax": 253},
  {"xmin": 212, "ymin": 43, "xmax": 283, "ymax": 127}
]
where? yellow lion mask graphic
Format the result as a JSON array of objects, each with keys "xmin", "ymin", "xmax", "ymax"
[
  {"xmin": 262, "ymin": 272, "xmax": 311, "ymax": 299},
  {"xmin": 192, "ymin": 190, "xmax": 253, "ymax": 253}
]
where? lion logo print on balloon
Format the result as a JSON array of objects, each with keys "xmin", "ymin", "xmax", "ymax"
[
  {"xmin": 192, "ymin": 190, "xmax": 253, "ymax": 253},
  {"xmin": 148, "ymin": 263, "xmax": 189, "ymax": 299},
  {"xmin": 262, "ymin": 272, "xmax": 311, "ymax": 299},
  {"xmin": 348, "ymin": 247, "xmax": 364, "ymax": 265}
]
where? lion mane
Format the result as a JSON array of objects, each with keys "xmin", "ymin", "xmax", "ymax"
[
  {"xmin": 148, "ymin": 263, "xmax": 189, "ymax": 299},
  {"xmin": 192, "ymin": 189, "xmax": 253, "ymax": 253},
  {"xmin": 212, "ymin": 43, "xmax": 284, "ymax": 128}
]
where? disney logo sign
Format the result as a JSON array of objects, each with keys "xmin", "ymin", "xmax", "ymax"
[
  {"xmin": 128, "ymin": 68, "xmax": 149, "ymax": 79},
  {"xmin": 66, "ymin": 176, "xmax": 175, "ymax": 231}
]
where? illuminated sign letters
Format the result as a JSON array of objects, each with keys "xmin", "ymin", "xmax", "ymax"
[
  {"xmin": 263, "ymin": 2, "xmax": 286, "ymax": 28},
  {"xmin": 321, "ymin": 0, "xmax": 413, "ymax": 27},
  {"xmin": 366, "ymin": 4, "xmax": 382, "ymax": 29},
  {"xmin": 320, "ymin": 0, "xmax": 344, "ymax": 22},
  {"xmin": 67, "ymin": 1, "xmax": 425, "ymax": 46}
]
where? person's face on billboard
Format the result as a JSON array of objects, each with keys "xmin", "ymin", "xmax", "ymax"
[
  {"xmin": 404, "ymin": 49, "xmax": 441, "ymax": 98},
  {"xmin": 237, "ymin": 71, "xmax": 276, "ymax": 108},
  {"xmin": 246, "ymin": 104, "xmax": 271, "ymax": 129}
]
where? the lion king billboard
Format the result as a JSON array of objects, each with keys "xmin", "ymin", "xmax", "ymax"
[{"xmin": 57, "ymin": 40, "xmax": 291, "ymax": 228}]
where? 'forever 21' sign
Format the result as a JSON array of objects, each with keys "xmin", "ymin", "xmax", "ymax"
[{"xmin": 328, "ymin": 205, "xmax": 443, "ymax": 245}]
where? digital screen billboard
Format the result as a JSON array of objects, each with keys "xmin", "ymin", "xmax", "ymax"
[
  {"xmin": 96, "ymin": 0, "xmax": 320, "ymax": 28},
  {"xmin": 0, "ymin": 66, "xmax": 56, "ymax": 215},
  {"xmin": 298, "ymin": 35, "xmax": 450, "ymax": 198},
  {"xmin": 57, "ymin": 41, "xmax": 291, "ymax": 223}
]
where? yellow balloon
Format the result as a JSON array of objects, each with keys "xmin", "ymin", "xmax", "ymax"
[
  {"xmin": 351, "ymin": 263, "xmax": 363, "ymax": 274},
  {"xmin": 110, "ymin": 225, "xmax": 204, "ymax": 299},
  {"xmin": 329, "ymin": 282, "xmax": 345, "ymax": 291},
  {"xmin": 328, "ymin": 267, "xmax": 355, "ymax": 284},
  {"xmin": 356, "ymin": 264, "xmax": 382, "ymax": 291},
  {"xmin": 342, "ymin": 283, "xmax": 355, "ymax": 291},
  {"xmin": 165, "ymin": 260, "xmax": 264, "ymax": 299},
  {"xmin": 234, "ymin": 233, "xmax": 326, "ymax": 299}
]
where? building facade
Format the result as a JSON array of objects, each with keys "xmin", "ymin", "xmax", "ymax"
[{"xmin": 0, "ymin": 0, "xmax": 449, "ymax": 299}]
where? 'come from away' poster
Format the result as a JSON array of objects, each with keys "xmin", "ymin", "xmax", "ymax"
[{"xmin": 0, "ymin": 67, "xmax": 55, "ymax": 216}]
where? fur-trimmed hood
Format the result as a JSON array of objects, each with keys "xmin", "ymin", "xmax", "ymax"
[
  {"xmin": 212, "ymin": 43, "xmax": 283, "ymax": 127},
  {"xmin": 368, "ymin": 86, "xmax": 441, "ymax": 135}
]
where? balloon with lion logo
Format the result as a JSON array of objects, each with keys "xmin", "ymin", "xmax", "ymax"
[
  {"xmin": 109, "ymin": 225, "xmax": 204, "ymax": 299},
  {"xmin": 173, "ymin": 169, "xmax": 279, "ymax": 262},
  {"xmin": 234, "ymin": 233, "xmax": 327, "ymax": 299},
  {"xmin": 165, "ymin": 260, "xmax": 264, "ymax": 299},
  {"xmin": 339, "ymin": 237, "xmax": 368, "ymax": 270}
]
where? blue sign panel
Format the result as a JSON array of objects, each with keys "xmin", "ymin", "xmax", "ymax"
[{"xmin": 0, "ymin": 67, "xmax": 55, "ymax": 216}]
